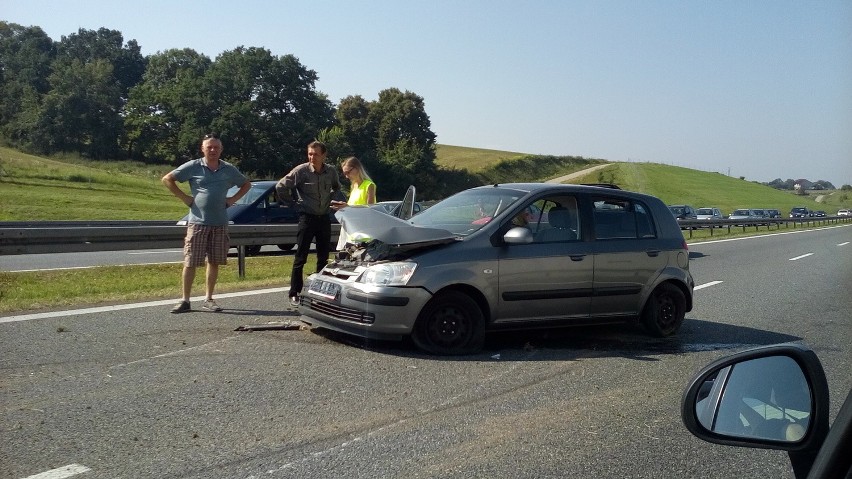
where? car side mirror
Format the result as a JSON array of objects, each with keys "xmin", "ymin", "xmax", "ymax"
[
  {"xmin": 503, "ymin": 226, "xmax": 533, "ymax": 244},
  {"xmin": 682, "ymin": 344, "xmax": 831, "ymax": 478}
]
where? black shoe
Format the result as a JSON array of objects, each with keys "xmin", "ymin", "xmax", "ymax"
[{"xmin": 170, "ymin": 301, "xmax": 191, "ymax": 314}]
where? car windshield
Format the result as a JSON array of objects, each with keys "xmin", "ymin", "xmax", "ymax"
[
  {"xmin": 732, "ymin": 209, "xmax": 749, "ymax": 215},
  {"xmin": 227, "ymin": 183, "xmax": 268, "ymax": 206},
  {"xmin": 669, "ymin": 206, "xmax": 686, "ymax": 215},
  {"xmin": 408, "ymin": 187, "xmax": 526, "ymax": 236},
  {"xmin": 696, "ymin": 208, "xmax": 714, "ymax": 215}
]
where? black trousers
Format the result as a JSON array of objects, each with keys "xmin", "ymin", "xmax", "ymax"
[{"xmin": 289, "ymin": 213, "xmax": 331, "ymax": 297}]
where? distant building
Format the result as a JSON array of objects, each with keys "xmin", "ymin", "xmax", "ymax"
[{"xmin": 794, "ymin": 179, "xmax": 814, "ymax": 189}]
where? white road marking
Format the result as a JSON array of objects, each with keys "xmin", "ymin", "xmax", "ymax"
[
  {"xmin": 694, "ymin": 281, "xmax": 723, "ymax": 290},
  {"xmin": 789, "ymin": 253, "xmax": 814, "ymax": 261},
  {"xmin": 839, "ymin": 242, "xmax": 850, "ymax": 246},
  {"xmin": 127, "ymin": 250, "xmax": 183, "ymax": 255},
  {"xmin": 6, "ymin": 261, "xmax": 184, "ymax": 273},
  {"xmin": 22, "ymin": 464, "xmax": 91, "ymax": 479},
  {"xmin": 0, "ymin": 287, "xmax": 286, "ymax": 324},
  {"xmin": 689, "ymin": 223, "xmax": 850, "ymax": 246}
]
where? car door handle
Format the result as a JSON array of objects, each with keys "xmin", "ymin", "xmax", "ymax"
[
  {"xmin": 646, "ymin": 250, "xmax": 661, "ymax": 257},
  {"xmin": 569, "ymin": 254, "xmax": 586, "ymax": 261}
]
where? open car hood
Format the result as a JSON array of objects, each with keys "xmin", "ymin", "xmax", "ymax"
[{"xmin": 335, "ymin": 206, "xmax": 457, "ymax": 252}]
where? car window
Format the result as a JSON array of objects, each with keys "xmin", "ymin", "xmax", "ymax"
[
  {"xmin": 593, "ymin": 197, "xmax": 656, "ymax": 240},
  {"xmin": 530, "ymin": 196, "xmax": 580, "ymax": 243},
  {"xmin": 409, "ymin": 187, "xmax": 525, "ymax": 236}
]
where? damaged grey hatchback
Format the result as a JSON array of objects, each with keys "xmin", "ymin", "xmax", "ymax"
[{"xmin": 298, "ymin": 183, "xmax": 694, "ymax": 355}]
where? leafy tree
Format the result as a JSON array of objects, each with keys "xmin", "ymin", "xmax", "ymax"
[
  {"xmin": 203, "ymin": 47, "xmax": 335, "ymax": 176},
  {"xmin": 331, "ymin": 88, "xmax": 438, "ymax": 199},
  {"xmin": 31, "ymin": 59, "xmax": 121, "ymax": 157},
  {"xmin": 123, "ymin": 48, "xmax": 212, "ymax": 163},
  {"xmin": 27, "ymin": 28, "xmax": 146, "ymax": 158},
  {"xmin": 56, "ymin": 28, "xmax": 145, "ymax": 100},
  {"xmin": 0, "ymin": 22, "xmax": 56, "ymax": 145},
  {"xmin": 334, "ymin": 95, "xmax": 375, "ymax": 158}
]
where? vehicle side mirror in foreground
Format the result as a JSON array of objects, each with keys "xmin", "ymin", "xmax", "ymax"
[{"xmin": 682, "ymin": 344, "xmax": 831, "ymax": 478}]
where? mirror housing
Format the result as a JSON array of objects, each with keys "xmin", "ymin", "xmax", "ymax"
[
  {"xmin": 503, "ymin": 226, "xmax": 534, "ymax": 244},
  {"xmin": 682, "ymin": 344, "xmax": 831, "ymax": 476}
]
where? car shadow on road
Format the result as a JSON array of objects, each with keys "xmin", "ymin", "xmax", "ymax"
[{"xmin": 305, "ymin": 318, "xmax": 802, "ymax": 362}]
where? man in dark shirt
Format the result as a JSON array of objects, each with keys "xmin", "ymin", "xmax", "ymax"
[{"xmin": 276, "ymin": 141, "xmax": 341, "ymax": 306}]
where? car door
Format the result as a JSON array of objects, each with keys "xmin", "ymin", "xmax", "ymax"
[
  {"xmin": 494, "ymin": 195, "xmax": 593, "ymax": 325},
  {"xmin": 263, "ymin": 186, "xmax": 299, "ymax": 223},
  {"xmin": 589, "ymin": 195, "xmax": 668, "ymax": 318}
]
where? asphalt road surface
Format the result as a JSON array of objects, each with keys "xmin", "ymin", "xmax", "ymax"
[{"xmin": 2, "ymin": 225, "xmax": 850, "ymax": 479}]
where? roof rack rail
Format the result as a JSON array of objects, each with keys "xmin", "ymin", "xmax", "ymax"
[{"xmin": 580, "ymin": 183, "xmax": 621, "ymax": 189}]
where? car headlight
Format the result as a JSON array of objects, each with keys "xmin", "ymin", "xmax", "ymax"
[{"xmin": 357, "ymin": 262, "xmax": 417, "ymax": 286}]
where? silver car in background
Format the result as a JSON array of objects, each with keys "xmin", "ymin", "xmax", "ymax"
[{"xmin": 298, "ymin": 183, "xmax": 694, "ymax": 355}]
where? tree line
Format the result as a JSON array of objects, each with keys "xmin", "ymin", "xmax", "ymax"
[{"xmin": 0, "ymin": 22, "xmax": 490, "ymax": 199}]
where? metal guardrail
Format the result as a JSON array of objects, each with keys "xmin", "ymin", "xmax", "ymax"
[
  {"xmin": 1, "ymin": 217, "xmax": 848, "ymax": 274},
  {"xmin": 0, "ymin": 221, "xmax": 340, "ymax": 278},
  {"xmin": 677, "ymin": 215, "xmax": 851, "ymax": 238}
]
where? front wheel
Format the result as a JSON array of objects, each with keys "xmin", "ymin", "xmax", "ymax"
[
  {"xmin": 278, "ymin": 243, "xmax": 295, "ymax": 251},
  {"xmin": 640, "ymin": 283, "xmax": 686, "ymax": 337},
  {"xmin": 244, "ymin": 245, "xmax": 262, "ymax": 256},
  {"xmin": 411, "ymin": 291, "xmax": 485, "ymax": 355}
]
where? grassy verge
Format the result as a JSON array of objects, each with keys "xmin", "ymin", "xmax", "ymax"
[{"xmin": 0, "ymin": 254, "xmax": 298, "ymax": 314}]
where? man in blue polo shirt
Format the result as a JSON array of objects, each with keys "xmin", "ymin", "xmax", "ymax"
[{"xmin": 162, "ymin": 134, "xmax": 250, "ymax": 313}]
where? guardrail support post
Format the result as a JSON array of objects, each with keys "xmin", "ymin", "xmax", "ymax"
[{"xmin": 237, "ymin": 246, "xmax": 246, "ymax": 278}]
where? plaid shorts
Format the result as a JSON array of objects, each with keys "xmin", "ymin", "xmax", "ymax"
[{"xmin": 183, "ymin": 224, "xmax": 229, "ymax": 267}]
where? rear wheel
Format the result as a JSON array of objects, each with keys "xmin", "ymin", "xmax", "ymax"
[
  {"xmin": 244, "ymin": 245, "xmax": 262, "ymax": 256},
  {"xmin": 411, "ymin": 291, "xmax": 485, "ymax": 355},
  {"xmin": 641, "ymin": 283, "xmax": 686, "ymax": 337}
]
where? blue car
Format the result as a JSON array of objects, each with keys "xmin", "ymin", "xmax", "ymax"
[{"xmin": 177, "ymin": 180, "xmax": 342, "ymax": 255}]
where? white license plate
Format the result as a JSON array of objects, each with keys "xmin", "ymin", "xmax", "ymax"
[{"xmin": 309, "ymin": 279, "xmax": 340, "ymax": 300}]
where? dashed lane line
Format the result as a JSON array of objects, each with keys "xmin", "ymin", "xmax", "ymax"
[
  {"xmin": 21, "ymin": 464, "xmax": 91, "ymax": 479},
  {"xmin": 694, "ymin": 281, "xmax": 723, "ymax": 290}
]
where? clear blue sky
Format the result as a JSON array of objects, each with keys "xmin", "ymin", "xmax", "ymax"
[{"xmin": 5, "ymin": 0, "xmax": 852, "ymax": 186}]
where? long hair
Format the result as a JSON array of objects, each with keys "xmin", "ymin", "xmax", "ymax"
[{"xmin": 341, "ymin": 156, "xmax": 372, "ymax": 183}]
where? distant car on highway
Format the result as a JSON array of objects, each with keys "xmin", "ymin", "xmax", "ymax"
[
  {"xmin": 813, "ymin": 210, "xmax": 826, "ymax": 217},
  {"xmin": 696, "ymin": 207, "xmax": 723, "ymax": 221},
  {"xmin": 789, "ymin": 206, "xmax": 811, "ymax": 218},
  {"xmin": 668, "ymin": 204, "xmax": 698, "ymax": 220},
  {"xmin": 838, "ymin": 209, "xmax": 851, "ymax": 216},
  {"xmin": 765, "ymin": 208, "xmax": 781, "ymax": 218},
  {"xmin": 728, "ymin": 208, "xmax": 758, "ymax": 223},
  {"xmin": 695, "ymin": 207, "xmax": 723, "ymax": 227}
]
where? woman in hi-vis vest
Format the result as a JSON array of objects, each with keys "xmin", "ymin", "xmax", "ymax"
[{"xmin": 331, "ymin": 156, "xmax": 376, "ymax": 250}]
